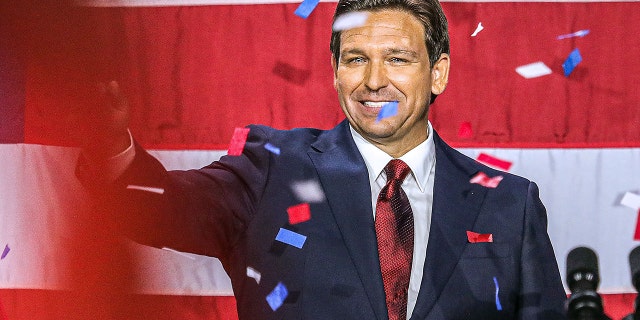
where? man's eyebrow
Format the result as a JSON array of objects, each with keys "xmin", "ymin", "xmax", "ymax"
[
  {"xmin": 340, "ymin": 48, "xmax": 366, "ymax": 56},
  {"xmin": 384, "ymin": 48, "xmax": 419, "ymax": 58},
  {"xmin": 340, "ymin": 48, "xmax": 420, "ymax": 58}
]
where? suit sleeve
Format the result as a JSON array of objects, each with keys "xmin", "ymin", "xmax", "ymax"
[
  {"xmin": 518, "ymin": 181, "xmax": 567, "ymax": 319},
  {"xmin": 77, "ymin": 125, "xmax": 272, "ymax": 262}
]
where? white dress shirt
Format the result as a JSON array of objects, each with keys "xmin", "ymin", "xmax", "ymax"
[{"xmin": 350, "ymin": 122, "xmax": 436, "ymax": 319}]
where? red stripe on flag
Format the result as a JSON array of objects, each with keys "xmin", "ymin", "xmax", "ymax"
[{"xmin": 15, "ymin": 2, "xmax": 640, "ymax": 149}]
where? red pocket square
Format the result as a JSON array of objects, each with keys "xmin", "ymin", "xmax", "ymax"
[{"xmin": 467, "ymin": 230, "xmax": 493, "ymax": 243}]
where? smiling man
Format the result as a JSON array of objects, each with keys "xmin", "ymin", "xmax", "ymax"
[{"xmin": 78, "ymin": 0, "xmax": 567, "ymax": 319}]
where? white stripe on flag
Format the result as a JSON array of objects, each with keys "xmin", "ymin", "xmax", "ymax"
[{"xmin": 4, "ymin": 144, "xmax": 640, "ymax": 294}]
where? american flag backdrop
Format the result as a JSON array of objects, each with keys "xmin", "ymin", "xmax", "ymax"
[{"xmin": 1, "ymin": 0, "xmax": 640, "ymax": 318}]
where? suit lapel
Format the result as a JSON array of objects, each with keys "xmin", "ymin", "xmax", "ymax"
[
  {"xmin": 308, "ymin": 120, "xmax": 387, "ymax": 320},
  {"xmin": 410, "ymin": 131, "xmax": 488, "ymax": 319}
]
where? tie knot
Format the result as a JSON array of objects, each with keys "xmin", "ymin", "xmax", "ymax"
[{"xmin": 384, "ymin": 159, "xmax": 411, "ymax": 183}]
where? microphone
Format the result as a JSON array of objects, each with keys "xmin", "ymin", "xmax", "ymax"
[
  {"xmin": 623, "ymin": 246, "xmax": 640, "ymax": 320},
  {"xmin": 566, "ymin": 246, "xmax": 606, "ymax": 320}
]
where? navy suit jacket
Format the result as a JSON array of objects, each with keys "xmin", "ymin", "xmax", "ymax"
[{"xmin": 88, "ymin": 119, "xmax": 566, "ymax": 319}]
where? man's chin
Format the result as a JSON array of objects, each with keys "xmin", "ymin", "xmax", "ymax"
[{"xmin": 358, "ymin": 126, "xmax": 397, "ymax": 141}]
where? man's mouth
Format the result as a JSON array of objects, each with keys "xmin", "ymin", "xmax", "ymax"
[{"xmin": 362, "ymin": 101, "xmax": 395, "ymax": 108}]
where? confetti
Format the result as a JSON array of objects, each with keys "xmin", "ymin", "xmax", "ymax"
[
  {"xmin": 458, "ymin": 121, "xmax": 473, "ymax": 138},
  {"xmin": 246, "ymin": 266, "xmax": 262, "ymax": 284},
  {"xmin": 515, "ymin": 62, "xmax": 552, "ymax": 79},
  {"xmin": 466, "ymin": 231, "xmax": 493, "ymax": 243},
  {"xmin": 621, "ymin": 192, "xmax": 640, "ymax": 210},
  {"xmin": 291, "ymin": 180, "xmax": 325, "ymax": 203},
  {"xmin": 557, "ymin": 29, "xmax": 590, "ymax": 40},
  {"xmin": 161, "ymin": 247, "xmax": 196, "ymax": 260},
  {"xmin": 376, "ymin": 101, "xmax": 399, "ymax": 122},
  {"xmin": 635, "ymin": 210, "xmax": 640, "ymax": 241},
  {"xmin": 1, "ymin": 244, "xmax": 9, "ymax": 260},
  {"xmin": 476, "ymin": 153, "xmax": 512, "ymax": 171},
  {"xmin": 287, "ymin": 203, "xmax": 312, "ymax": 225},
  {"xmin": 493, "ymin": 277, "xmax": 503, "ymax": 311},
  {"xmin": 294, "ymin": 0, "xmax": 319, "ymax": 19},
  {"xmin": 471, "ymin": 22, "xmax": 484, "ymax": 37},
  {"xmin": 264, "ymin": 143, "xmax": 281, "ymax": 155},
  {"xmin": 332, "ymin": 12, "xmax": 369, "ymax": 31},
  {"xmin": 126, "ymin": 185, "xmax": 165, "ymax": 194},
  {"xmin": 266, "ymin": 282, "xmax": 289, "ymax": 311},
  {"xmin": 470, "ymin": 172, "xmax": 503, "ymax": 188},
  {"xmin": 562, "ymin": 48, "xmax": 582, "ymax": 77},
  {"xmin": 275, "ymin": 228, "xmax": 307, "ymax": 249},
  {"xmin": 272, "ymin": 61, "xmax": 311, "ymax": 85},
  {"xmin": 228, "ymin": 127, "xmax": 250, "ymax": 156}
]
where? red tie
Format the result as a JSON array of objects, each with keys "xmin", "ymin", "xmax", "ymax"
[{"xmin": 375, "ymin": 159, "xmax": 414, "ymax": 320}]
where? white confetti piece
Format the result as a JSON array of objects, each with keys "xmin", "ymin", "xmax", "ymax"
[
  {"xmin": 471, "ymin": 22, "xmax": 484, "ymax": 37},
  {"xmin": 246, "ymin": 266, "xmax": 262, "ymax": 284},
  {"xmin": 515, "ymin": 61, "xmax": 552, "ymax": 79},
  {"xmin": 332, "ymin": 12, "xmax": 369, "ymax": 32},
  {"xmin": 557, "ymin": 29, "xmax": 589, "ymax": 40},
  {"xmin": 291, "ymin": 180, "xmax": 325, "ymax": 203},
  {"xmin": 621, "ymin": 192, "xmax": 640, "ymax": 210},
  {"xmin": 126, "ymin": 184, "xmax": 165, "ymax": 194}
]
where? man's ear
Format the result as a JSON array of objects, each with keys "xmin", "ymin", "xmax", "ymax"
[
  {"xmin": 431, "ymin": 53, "xmax": 450, "ymax": 95},
  {"xmin": 331, "ymin": 54, "xmax": 339, "ymax": 90}
]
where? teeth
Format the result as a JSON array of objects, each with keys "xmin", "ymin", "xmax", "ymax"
[{"xmin": 363, "ymin": 101, "xmax": 392, "ymax": 107}]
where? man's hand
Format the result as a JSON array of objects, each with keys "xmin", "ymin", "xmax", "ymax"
[{"xmin": 81, "ymin": 80, "xmax": 131, "ymax": 160}]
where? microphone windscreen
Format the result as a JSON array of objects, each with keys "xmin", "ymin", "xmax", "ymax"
[
  {"xmin": 567, "ymin": 246, "xmax": 599, "ymax": 279},
  {"xmin": 629, "ymin": 246, "xmax": 640, "ymax": 289}
]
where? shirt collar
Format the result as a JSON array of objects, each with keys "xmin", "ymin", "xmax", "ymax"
[{"xmin": 349, "ymin": 122, "xmax": 435, "ymax": 192}]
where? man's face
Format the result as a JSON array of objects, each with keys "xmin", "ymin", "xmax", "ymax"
[{"xmin": 332, "ymin": 9, "xmax": 449, "ymax": 156}]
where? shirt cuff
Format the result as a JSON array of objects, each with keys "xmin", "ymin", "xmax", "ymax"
[{"xmin": 102, "ymin": 129, "xmax": 136, "ymax": 182}]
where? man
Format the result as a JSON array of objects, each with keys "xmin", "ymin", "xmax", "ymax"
[{"xmin": 78, "ymin": 0, "xmax": 567, "ymax": 318}]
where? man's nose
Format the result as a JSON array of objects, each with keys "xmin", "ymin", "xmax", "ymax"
[{"xmin": 363, "ymin": 61, "xmax": 389, "ymax": 91}]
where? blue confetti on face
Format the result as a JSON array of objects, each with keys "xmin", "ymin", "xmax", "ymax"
[
  {"xmin": 266, "ymin": 282, "xmax": 289, "ymax": 311},
  {"xmin": 375, "ymin": 101, "xmax": 399, "ymax": 122},
  {"xmin": 562, "ymin": 48, "xmax": 583, "ymax": 77},
  {"xmin": 275, "ymin": 228, "xmax": 307, "ymax": 249},
  {"xmin": 1, "ymin": 244, "xmax": 10, "ymax": 260},
  {"xmin": 294, "ymin": 0, "xmax": 320, "ymax": 19}
]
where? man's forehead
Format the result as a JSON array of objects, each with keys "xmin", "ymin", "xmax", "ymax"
[
  {"xmin": 339, "ymin": 10, "xmax": 425, "ymax": 42},
  {"xmin": 338, "ymin": 10, "xmax": 427, "ymax": 53}
]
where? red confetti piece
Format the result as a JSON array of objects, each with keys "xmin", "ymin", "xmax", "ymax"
[
  {"xmin": 287, "ymin": 203, "xmax": 311, "ymax": 225},
  {"xmin": 634, "ymin": 210, "xmax": 640, "ymax": 241},
  {"xmin": 470, "ymin": 172, "xmax": 503, "ymax": 188},
  {"xmin": 458, "ymin": 121, "xmax": 473, "ymax": 138},
  {"xmin": 467, "ymin": 231, "xmax": 493, "ymax": 243},
  {"xmin": 227, "ymin": 127, "xmax": 250, "ymax": 156},
  {"xmin": 476, "ymin": 153, "xmax": 512, "ymax": 171}
]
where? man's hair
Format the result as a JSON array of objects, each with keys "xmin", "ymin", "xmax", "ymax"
[{"xmin": 330, "ymin": 0, "xmax": 450, "ymax": 68}]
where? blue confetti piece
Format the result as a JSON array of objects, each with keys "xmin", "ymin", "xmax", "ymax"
[
  {"xmin": 562, "ymin": 48, "xmax": 582, "ymax": 77},
  {"xmin": 493, "ymin": 276, "xmax": 502, "ymax": 311},
  {"xmin": 375, "ymin": 101, "xmax": 399, "ymax": 122},
  {"xmin": 1, "ymin": 244, "xmax": 9, "ymax": 260},
  {"xmin": 294, "ymin": 0, "xmax": 320, "ymax": 19},
  {"xmin": 266, "ymin": 282, "xmax": 289, "ymax": 311},
  {"xmin": 275, "ymin": 228, "xmax": 307, "ymax": 249},
  {"xmin": 264, "ymin": 143, "xmax": 281, "ymax": 155}
]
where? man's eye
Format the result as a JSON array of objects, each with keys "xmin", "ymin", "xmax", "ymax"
[
  {"xmin": 389, "ymin": 57, "xmax": 409, "ymax": 64},
  {"xmin": 346, "ymin": 57, "xmax": 366, "ymax": 64}
]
